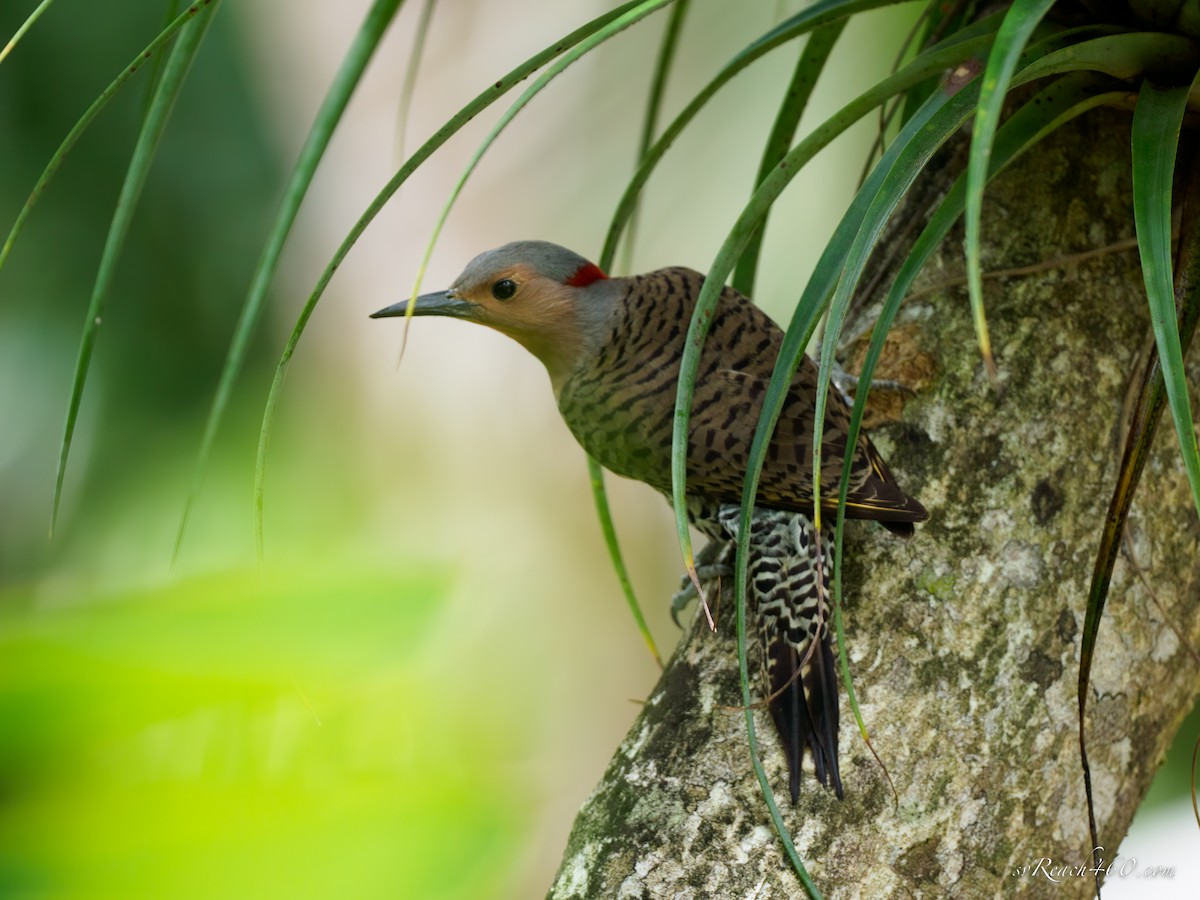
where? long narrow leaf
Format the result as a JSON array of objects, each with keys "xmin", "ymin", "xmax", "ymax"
[
  {"xmin": 659, "ymin": 36, "xmax": 994, "ymax": 895},
  {"xmin": 963, "ymin": 0, "xmax": 1057, "ymax": 380},
  {"xmin": 725, "ymin": 83, "xmax": 980, "ymax": 897},
  {"xmin": 1132, "ymin": 78, "xmax": 1200, "ymax": 523},
  {"xmin": 1077, "ymin": 255, "xmax": 1200, "ymax": 900},
  {"xmin": 618, "ymin": 0, "xmax": 692, "ymax": 274},
  {"xmin": 0, "ymin": 1, "xmax": 209, "ymax": 272},
  {"xmin": 1018, "ymin": 31, "xmax": 1200, "ymax": 83},
  {"xmin": 588, "ymin": 456, "xmax": 663, "ymax": 666},
  {"xmin": 1079, "ymin": 73, "xmax": 1200, "ymax": 877},
  {"xmin": 139, "ymin": 1, "xmax": 184, "ymax": 123},
  {"xmin": 51, "ymin": 0, "xmax": 220, "ymax": 534},
  {"xmin": 395, "ymin": 0, "xmax": 674, "ymax": 653},
  {"xmin": 255, "ymin": 0, "xmax": 653, "ymax": 559},
  {"xmin": 0, "ymin": 0, "xmax": 55, "ymax": 64},
  {"xmin": 956, "ymin": 27, "xmax": 1200, "ymax": 377},
  {"xmin": 394, "ymin": 0, "xmax": 436, "ymax": 160},
  {"xmin": 833, "ymin": 74, "xmax": 1126, "ymax": 748},
  {"xmin": 597, "ymin": 0, "xmax": 692, "ymax": 660},
  {"xmin": 665, "ymin": 26, "xmax": 997, "ymax": 619},
  {"xmin": 733, "ymin": 21, "xmax": 845, "ymax": 297},
  {"xmin": 174, "ymin": 0, "xmax": 406, "ymax": 564},
  {"xmin": 601, "ymin": 0, "xmax": 937, "ymax": 268},
  {"xmin": 811, "ymin": 85, "xmax": 985, "ymax": 534},
  {"xmin": 407, "ymin": 0, "xmax": 673, "ymax": 307}
]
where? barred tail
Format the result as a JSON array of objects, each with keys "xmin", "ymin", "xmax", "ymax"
[
  {"xmin": 766, "ymin": 630, "xmax": 843, "ymax": 802},
  {"xmin": 718, "ymin": 503, "xmax": 845, "ymax": 802}
]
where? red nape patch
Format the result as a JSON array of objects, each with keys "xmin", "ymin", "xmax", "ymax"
[{"xmin": 565, "ymin": 262, "xmax": 608, "ymax": 287}]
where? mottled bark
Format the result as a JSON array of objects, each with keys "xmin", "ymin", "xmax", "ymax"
[{"xmin": 548, "ymin": 111, "xmax": 1200, "ymax": 898}]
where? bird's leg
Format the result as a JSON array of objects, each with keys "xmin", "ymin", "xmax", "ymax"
[{"xmin": 671, "ymin": 539, "xmax": 734, "ymax": 627}]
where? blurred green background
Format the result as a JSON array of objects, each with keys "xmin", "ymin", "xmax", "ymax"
[{"xmin": 1, "ymin": 2, "xmax": 1194, "ymax": 898}]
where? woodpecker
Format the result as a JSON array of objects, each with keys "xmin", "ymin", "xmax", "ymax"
[{"xmin": 372, "ymin": 240, "xmax": 926, "ymax": 801}]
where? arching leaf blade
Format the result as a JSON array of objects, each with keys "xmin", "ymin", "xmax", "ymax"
[
  {"xmin": 407, "ymin": 0, "xmax": 674, "ymax": 312},
  {"xmin": 601, "ymin": 0, "xmax": 929, "ymax": 268},
  {"xmin": 0, "ymin": 0, "xmax": 56, "ymax": 64},
  {"xmin": 733, "ymin": 20, "xmax": 846, "ymax": 297},
  {"xmin": 255, "ymin": 0, "xmax": 652, "ymax": 561},
  {"xmin": 663, "ymin": 29, "xmax": 997, "ymax": 894},
  {"xmin": 667, "ymin": 26, "xmax": 997, "ymax": 635},
  {"xmin": 618, "ymin": 0, "xmax": 692, "ymax": 275},
  {"xmin": 963, "ymin": 0, "xmax": 1056, "ymax": 380},
  {"xmin": 51, "ymin": 0, "xmax": 221, "ymax": 535},
  {"xmin": 175, "ymin": 0, "xmax": 406, "ymax": 565},
  {"xmin": 1019, "ymin": 31, "xmax": 1200, "ymax": 84},
  {"xmin": 0, "ymin": 1, "xmax": 208, "ymax": 273},
  {"xmin": 394, "ymin": 0, "xmax": 436, "ymax": 161},
  {"xmin": 1132, "ymin": 78, "xmax": 1200, "ymax": 523},
  {"xmin": 588, "ymin": 456, "xmax": 663, "ymax": 667},
  {"xmin": 595, "ymin": 0, "xmax": 692, "ymax": 656},
  {"xmin": 832, "ymin": 75, "xmax": 1128, "ymax": 751},
  {"xmin": 138, "ymin": 2, "xmax": 184, "ymax": 123}
]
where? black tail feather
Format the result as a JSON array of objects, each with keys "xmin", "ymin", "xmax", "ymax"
[{"xmin": 767, "ymin": 633, "xmax": 843, "ymax": 802}]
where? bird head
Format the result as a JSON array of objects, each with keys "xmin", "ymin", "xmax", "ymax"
[{"xmin": 372, "ymin": 240, "xmax": 614, "ymax": 389}]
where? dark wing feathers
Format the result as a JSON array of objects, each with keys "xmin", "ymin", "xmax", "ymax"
[{"xmin": 686, "ymin": 365, "xmax": 927, "ymax": 525}]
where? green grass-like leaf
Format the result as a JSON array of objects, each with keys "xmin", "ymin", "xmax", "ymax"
[
  {"xmin": 658, "ymin": 27, "xmax": 997, "ymax": 894},
  {"xmin": 174, "ymin": 0, "xmax": 406, "ymax": 565},
  {"xmin": 664, "ymin": 22, "xmax": 996, "ymax": 627},
  {"xmin": 617, "ymin": 0, "xmax": 692, "ymax": 275},
  {"xmin": 590, "ymin": 0, "xmax": 693, "ymax": 665},
  {"xmin": 138, "ymin": 1, "xmax": 184, "ymax": 123},
  {"xmin": 1071, "ymin": 72, "xmax": 1200, "ymax": 877},
  {"xmin": 963, "ymin": 0, "xmax": 1057, "ymax": 381},
  {"xmin": 0, "ymin": 0, "xmax": 55, "ymax": 65},
  {"xmin": 601, "ymin": 0, "xmax": 919, "ymax": 269},
  {"xmin": 394, "ymin": 0, "xmax": 436, "ymax": 161},
  {"xmin": 0, "ymin": 1, "xmax": 208, "ymax": 273},
  {"xmin": 732, "ymin": 21, "xmax": 846, "ymax": 298},
  {"xmin": 1018, "ymin": 30, "xmax": 1200, "ymax": 82},
  {"xmin": 731, "ymin": 83, "xmax": 957, "ymax": 811},
  {"xmin": 398, "ymin": 0, "xmax": 674, "ymax": 655},
  {"xmin": 1132, "ymin": 78, "xmax": 1200, "ymax": 522},
  {"xmin": 588, "ymin": 456, "xmax": 663, "ymax": 667},
  {"xmin": 255, "ymin": 0, "xmax": 654, "ymax": 561},
  {"xmin": 51, "ymin": 0, "xmax": 221, "ymax": 535},
  {"xmin": 407, "ymin": 0, "xmax": 673, "ymax": 307},
  {"xmin": 832, "ymin": 71, "xmax": 1126, "ymax": 755}
]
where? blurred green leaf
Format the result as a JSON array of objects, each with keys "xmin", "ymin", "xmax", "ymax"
[{"xmin": 0, "ymin": 566, "xmax": 526, "ymax": 899}]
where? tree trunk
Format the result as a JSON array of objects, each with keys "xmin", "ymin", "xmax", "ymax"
[{"xmin": 547, "ymin": 110, "xmax": 1200, "ymax": 898}]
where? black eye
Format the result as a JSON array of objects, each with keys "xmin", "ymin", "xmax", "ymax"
[{"xmin": 491, "ymin": 278, "xmax": 517, "ymax": 301}]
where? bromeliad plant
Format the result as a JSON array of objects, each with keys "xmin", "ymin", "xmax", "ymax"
[{"xmin": 5, "ymin": 0, "xmax": 1200, "ymax": 895}]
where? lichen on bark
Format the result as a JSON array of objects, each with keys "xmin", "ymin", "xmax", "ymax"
[{"xmin": 548, "ymin": 110, "xmax": 1200, "ymax": 899}]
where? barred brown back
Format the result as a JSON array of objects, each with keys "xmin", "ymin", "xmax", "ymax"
[{"xmin": 556, "ymin": 267, "xmax": 925, "ymax": 526}]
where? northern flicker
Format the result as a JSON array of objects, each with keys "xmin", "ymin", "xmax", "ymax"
[{"xmin": 372, "ymin": 240, "xmax": 926, "ymax": 801}]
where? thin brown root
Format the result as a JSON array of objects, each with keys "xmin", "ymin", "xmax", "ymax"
[{"xmin": 905, "ymin": 237, "xmax": 1140, "ymax": 303}]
